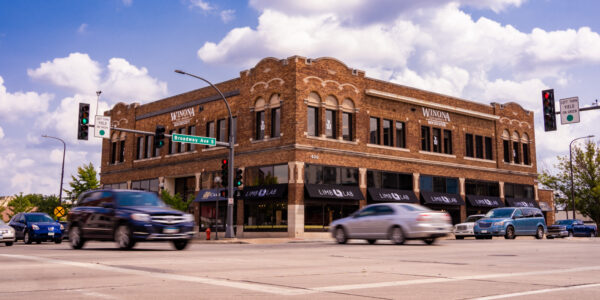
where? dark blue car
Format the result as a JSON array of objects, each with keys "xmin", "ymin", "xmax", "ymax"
[
  {"xmin": 473, "ymin": 207, "xmax": 546, "ymax": 239},
  {"xmin": 9, "ymin": 212, "xmax": 64, "ymax": 244}
]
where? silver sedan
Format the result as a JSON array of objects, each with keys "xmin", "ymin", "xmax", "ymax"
[
  {"xmin": 329, "ymin": 203, "xmax": 453, "ymax": 245},
  {"xmin": 0, "ymin": 219, "xmax": 15, "ymax": 246}
]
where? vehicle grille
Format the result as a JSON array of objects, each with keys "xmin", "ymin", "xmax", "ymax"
[
  {"xmin": 457, "ymin": 225, "xmax": 467, "ymax": 231},
  {"xmin": 478, "ymin": 222, "xmax": 492, "ymax": 228},
  {"xmin": 151, "ymin": 215, "xmax": 186, "ymax": 224}
]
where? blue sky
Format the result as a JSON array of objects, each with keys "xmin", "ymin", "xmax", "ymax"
[{"xmin": 1, "ymin": 0, "xmax": 599, "ymax": 196}]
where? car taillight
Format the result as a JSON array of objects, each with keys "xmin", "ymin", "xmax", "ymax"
[
  {"xmin": 444, "ymin": 213, "xmax": 451, "ymax": 223},
  {"xmin": 416, "ymin": 213, "xmax": 431, "ymax": 222}
]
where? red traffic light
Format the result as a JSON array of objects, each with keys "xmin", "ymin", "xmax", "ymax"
[{"xmin": 221, "ymin": 159, "xmax": 228, "ymax": 165}]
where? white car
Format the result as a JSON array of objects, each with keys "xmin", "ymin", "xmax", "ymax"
[
  {"xmin": 0, "ymin": 219, "xmax": 15, "ymax": 246},
  {"xmin": 454, "ymin": 214, "xmax": 485, "ymax": 239}
]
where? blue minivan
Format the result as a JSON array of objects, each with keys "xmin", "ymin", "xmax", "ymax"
[{"xmin": 474, "ymin": 207, "xmax": 546, "ymax": 239}]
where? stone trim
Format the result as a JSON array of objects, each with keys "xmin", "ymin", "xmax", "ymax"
[
  {"xmin": 463, "ymin": 156, "xmax": 497, "ymax": 164},
  {"xmin": 367, "ymin": 143, "xmax": 410, "ymax": 152},
  {"xmin": 418, "ymin": 150, "xmax": 456, "ymax": 158},
  {"xmin": 136, "ymin": 90, "xmax": 240, "ymax": 121}
]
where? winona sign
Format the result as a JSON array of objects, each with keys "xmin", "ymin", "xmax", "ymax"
[
  {"xmin": 422, "ymin": 107, "xmax": 451, "ymax": 127},
  {"xmin": 171, "ymin": 107, "xmax": 195, "ymax": 126}
]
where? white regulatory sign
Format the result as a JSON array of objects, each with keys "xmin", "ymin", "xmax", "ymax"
[
  {"xmin": 559, "ymin": 97, "xmax": 580, "ymax": 125},
  {"xmin": 94, "ymin": 115, "xmax": 111, "ymax": 139}
]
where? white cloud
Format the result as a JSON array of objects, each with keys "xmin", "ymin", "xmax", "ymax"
[
  {"xmin": 220, "ymin": 9, "xmax": 235, "ymax": 23},
  {"xmin": 189, "ymin": 0, "xmax": 213, "ymax": 11},
  {"xmin": 17, "ymin": 159, "xmax": 34, "ymax": 168},
  {"xmin": 77, "ymin": 23, "xmax": 88, "ymax": 34},
  {"xmin": 101, "ymin": 58, "xmax": 168, "ymax": 103},
  {"xmin": 0, "ymin": 126, "xmax": 4, "ymax": 139},
  {"xmin": 0, "ymin": 76, "xmax": 54, "ymax": 121},
  {"xmin": 122, "ymin": 0, "xmax": 133, "ymax": 7},
  {"xmin": 27, "ymin": 52, "xmax": 102, "ymax": 94}
]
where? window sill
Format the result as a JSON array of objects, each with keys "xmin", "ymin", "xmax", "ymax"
[
  {"xmin": 505, "ymin": 162, "xmax": 533, "ymax": 168},
  {"xmin": 201, "ymin": 144, "xmax": 239, "ymax": 152},
  {"xmin": 306, "ymin": 135, "xmax": 359, "ymax": 145},
  {"xmin": 251, "ymin": 137, "xmax": 281, "ymax": 144},
  {"xmin": 367, "ymin": 143, "xmax": 409, "ymax": 152},
  {"xmin": 134, "ymin": 156, "xmax": 162, "ymax": 163},
  {"xmin": 418, "ymin": 150, "xmax": 456, "ymax": 158},
  {"xmin": 464, "ymin": 156, "xmax": 496, "ymax": 164}
]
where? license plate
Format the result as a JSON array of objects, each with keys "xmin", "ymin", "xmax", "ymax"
[
  {"xmin": 163, "ymin": 228, "xmax": 179, "ymax": 234},
  {"xmin": 481, "ymin": 230, "xmax": 488, "ymax": 233},
  {"xmin": 48, "ymin": 232, "xmax": 54, "ymax": 236}
]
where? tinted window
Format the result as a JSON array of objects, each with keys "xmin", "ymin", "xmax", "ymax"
[
  {"xmin": 513, "ymin": 209, "xmax": 523, "ymax": 218},
  {"xmin": 375, "ymin": 205, "xmax": 395, "ymax": 215},
  {"xmin": 534, "ymin": 211, "xmax": 543, "ymax": 218},
  {"xmin": 357, "ymin": 206, "xmax": 377, "ymax": 217},
  {"xmin": 116, "ymin": 192, "xmax": 165, "ymax": 207},
  {"xmin": 485, "ymin": 208, "xmax": 514, "ymax": 218},
  {"xmin": 25, "ymin": 214, "xmax": 54, "ymax": 223}
]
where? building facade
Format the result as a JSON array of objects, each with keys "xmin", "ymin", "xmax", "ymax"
[{"xmin": 100, "ymin": 56, "xmax": 552, "ymax": 238}]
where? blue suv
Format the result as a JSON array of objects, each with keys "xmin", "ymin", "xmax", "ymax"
[
  {"xmin": 474, "ymin": 207, "xmax": 546, "ymax": 239},
  {"xmin": 68, "ymin": 190, "xmax": 195, "ymax": 250}
]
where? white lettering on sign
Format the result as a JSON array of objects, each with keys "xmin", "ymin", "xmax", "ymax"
[
  {"xmin": 422, "ymin": 107, "xmax": 451, "ymax": 127},
  {"xmin": 171, "ymin": 108, "xmax": 195, "ymax": 126}
]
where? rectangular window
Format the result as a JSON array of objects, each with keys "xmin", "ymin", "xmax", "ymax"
[
  {"xmin": 137, "ymin": 137, "xmax": 143, "ymax": 160},
  {"xmin": 206, "ymin": 121, "xmax": 214, "ymax": 139},
  {"xmin": 342, "ymin": 112, "xmax": 353, "ymax": 141},
  {"xmin": 383, "ymin": 119, "xmax": 392, "ymax": 146},
  {"xmin": 475, "ymin": 135, "xmax": 484, "ymax": 159},
  {"xmin": 307, "ymin": 106, "xmax": 318, "ymax": 136},
  {"xmin": 465, "ymin": 134, "xmax": 474, "ymax": 157},
  {"xmin": 421, "ymin": 126, "xmax": 431, "ymax": 151},
  {"xmin": 188, "ymin": 125, "xmax": 196, "ymax": 151},
  {"xmin": 154, "ymin": 136, "xmax": 161, "ymax": 157},
  {"xmin": 231, "ymin": 117, "xmax": 237, "ymax": 143},
  {"xmin": 395, "ymin": 121, "xmax": 405, "ymax": 148},
  {"xmin": 325, "ymin": 109, "xmax": 336, "ymax": 138},
  {"xmin": 216, "ymin": 119, "xmax": 225, "ymax": 142},
  {"xmin": 369, "ymin": 117, "xmax": 380, "ymax": 144},
  {"xmin": 119, "ymin": 140, "xmax": 125, "ymax": 163},
  {"xmin": 178, "ymin": 127, "xmax": 186, "ymax": 153},
  {"xmin": 523, "ymin": 143, "xmax": 530, "ymax": 165},
  {"xmin": 513, "ymin": 141, "xmax": 521, "ymax": 164},
  {"xmin": 169, "ymin": 130, "xmax": 175, "ymax": 154},
  {"xmin": 271, "ymin": 108, "xmax": 280, "ymax": 138},
  {"xmin": 443, "ymin": 130, "xmax": 452, "ymax": 154},
  {"xmin": 503, "ymin": 140, "xmax": 510, "ymax": 162},
  {"xmin": 146, "ymin": 135, "xmax": 152, "ymax": 158},
  {"xmin": 111, "ymin": 142, "xmax": 117, "ymax": 164},
  {"xmin": 432, "ymin": 128, "xmax": 441, "ymax": 153},
  {"xmin": 254, "ymin": 112, "xmax": 264, "ymax": 140},
  {"xmin": 485, "ymin": 137, "xmax": 493, "ymax": 160}
]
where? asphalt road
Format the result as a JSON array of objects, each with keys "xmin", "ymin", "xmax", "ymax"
[{"xmin": 1, "ymin": 237, "xmax": 600, "ymax": 300}]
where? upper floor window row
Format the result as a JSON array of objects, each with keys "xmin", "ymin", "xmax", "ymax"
[
  {"xmin": 369, "ymin": 117, "xmax": 406, "ymax": 148},
  {"xmin": 254, "ymin": 94, "xmax": 281, "ymax": 141},
  {"xmin": 421, "ymin": 126, "xmax": 452, "ymax": 154},
  {"xmin": 465, "ymin": 133, "xmax": 493, "ymax": 160},
  {"xmin": 502, "ymin": 130, "xmax": 531, "ymax": 165},
  {"xmin": 306, "ymin": 92, "xmax": 355, "ymax": 142}
]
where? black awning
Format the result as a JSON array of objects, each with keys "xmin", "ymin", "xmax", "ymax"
[
  {"xmin": 305, "ymin": 184, "xmax": 364, "ymax": 200},
  {"xmin": 241, "ymin": 184, "xmax": 287, "ymax": 201},
  {"xmin": 194, "ymin": 188, "xmax": 227, "ymax": 202},
  {"xmin": 421, "ymin": 191, "xmax": 465, "ymax": 206},
  {"xmin": 466, "ymin": 195, "xmax": 505, "ymax": 208},
  {"xmin": 368, "ymin": 188, "xmax": 418, "ymax": 203},
  {"xmin": 538, "ymin": 201, "xmax": 552, "ymax": 212},
  {"xmin": 505, "ymin": 197, "xmax": 540, "ymax": 208}
]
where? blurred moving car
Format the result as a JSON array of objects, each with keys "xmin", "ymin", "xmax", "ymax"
[
  {"xmin": 329, "ymin": 203, "xmax": 453, "ymax": 245},
  {"xmin": 453, "ymin": 214, "xmax": 485, "ymax": 239},
  {"xmin": 0, "ymin": 219, "xmax": 16, "ymax": 246},
  {"xmin": 474, "ymin": 207, "xmax": 546, "ymax": 240},
  {"xmin": 547, "ymin": 219, "xmax": 596, "ymax": 238},
  {"xmin": 8, "ymin": 212, "xmax": 63, "ymax": 244},
  {"xmin": 68, "ymin": 189, "xmax": 195, "ymax": 250}
]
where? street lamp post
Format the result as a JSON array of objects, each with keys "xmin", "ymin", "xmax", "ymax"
[
  {"xmin": 174, "ymin": 69, "xmax": 235, "ymax": 238},
  {"xmin": 569, "ymin": 135, "xmax": 594, "ymax": 220},
  {"xmin": 42, "ymin": 135, "xmax": 66, "ymax": 206}
]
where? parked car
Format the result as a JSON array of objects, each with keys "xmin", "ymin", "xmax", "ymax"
[
  {"xmin": 473, "ymin": 207, "xmax": 546, "ymax": 239},
  {"xmin": 0, "ymin": 219, "xmax": 16, "ymax": 246},
  {"xmin": 329, "ymin": 203, "xmax": 453, "ymax": 245},
  {"xmin": 547, "ymin": 219, "xmax": 597, "ymax": 238},
  {"xmin": 453, "ymin": 214, "xmax": 485, "ymax": 239},
  {"xmin": 68, "ymin": 189, "xmax": 195, "ymax": 250},
  {"xmin": 8, "ymin": 212, "xmax": 63, "ymax": 244}
]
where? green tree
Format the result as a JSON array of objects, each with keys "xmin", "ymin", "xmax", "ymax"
[
  {"xmin": 28, "ymin": 194, "xmax": 62, "ymax": 216},
  {"xmin": 160, "ymin": 190, "xmax": 193, "ymax": 212},
  {"xmin": 539, "ymin": 141, "xmax": 600, "ymax": 225},
  {"xmin": 7, "ymin": 193, "xmax": 34, "ymax": 217},
  {"xmin": 65, "ymin": 163, "xmax": 100, "ymax": 202}
]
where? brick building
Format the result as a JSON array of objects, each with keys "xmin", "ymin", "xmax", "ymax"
[{"xmin": 100, "ymin": 56, "xmax": 553, "ymax": 238}]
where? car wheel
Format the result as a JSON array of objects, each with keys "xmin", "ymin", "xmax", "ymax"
[
  {"xmin": 172, "ymin": 240, "xmax": 189, "ymax": 250},
  {"xmin": 423, "ymin": 238, "xmax": 436, "ymax": 245},
  {"xmin": 367, "ymin": 239, "xmax": 376, "ymax": 245},
  {"xmin": 5, "ymin": 242, "xmax": 13, "ymax": 246},
  {"xmin": 568, "ymin": 231, "xmax": 573, "ymax": 238},
  {"xmin": 24, "ymin": 231, "xmax": 33, "ymax": 244},
  {"xmin": 115, "ymin": 225, "xmax": 136, "ymax": 250},
  {"xmin": 546, "ymin": 236, "xmax": 554, "ymax": 239},
  {"xmin": 54, "ymin": 238, "xmax": 62, "ymax": 244},
  {"xmin": 36, "ymin": 240, "xmax": 41, "ymax": 244},
  {"xmin": 535, "ymin": 226, "xmax": 544, "ymax": 239},
  {"xmin": 486, "ymin": 236, "xmax": 493, "ymax": 239},
  {"xmin": 455, "ymin": 236, "xmax": 464, "ymax": 240},
  {"xmin": 390, "ymin": 227, "xmax": 405, "ymax": 245},
  {"xmin": 335, "ymin": 227, "xmax": 347, "ymax": 244},
  {"xmin": 504, "ymin": 226, "xmax": 515, "ymax": 240},
  {"xmin": 69, "ymin": 225, "xmax": 85, "ymax": 249}
]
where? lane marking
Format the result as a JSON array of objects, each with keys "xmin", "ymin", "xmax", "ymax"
[
  {"xmin": 3, "ymin": 254, "xmax": 600, "ymax": 296},
  {"xmin": 473, "ymin": 283, "xmax": 600, "ymax": 300}
]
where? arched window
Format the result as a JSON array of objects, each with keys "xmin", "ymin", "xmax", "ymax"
[
  {"xmin": 341, "ymin": 98, "xmax": 355, "ymax": 141},
  {"xmin": 254, "ymin": 97, "xmax": 266, "ymax": 140},
  {"xmin": 324, "ymin": 95, "xmax": 338, "ymax": 139},
  {"xmin": 522, "ymin": 133, "xmax": 530, "ymax": 165},
  {"xmin": 502, "ymin": 129, "xmax": 510, "ymax": 163},
  {"xmin": 269, "ymin": 94, "xmax": 281, "ymax": 138},
  {"xmin": 512, "ymin": 131, "xmax": 521, "ymax": 164},
  {"xmin": 306, "ymin": 92, "xmax": 320, "ymax": 137}
]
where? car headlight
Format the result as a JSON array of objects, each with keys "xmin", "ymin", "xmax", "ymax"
[
  {"xmin": 60, "ymin": 224, "xmax": 65, "ymax": 230},
  {"xmin": 493, "ymin": 221, "xmax": 505, "ymax": 226},
  {"xmin": 131, "ymin": 213, "xmax": 152, "ymax": 222},
  {"xmin": 32, "ymin": 224, "xmax": 40, "ymax": 230},
  {"xmin": 183, "ymin": 214, "xmax": 194, "ymax": 223}
]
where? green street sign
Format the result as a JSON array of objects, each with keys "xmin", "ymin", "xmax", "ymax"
[{"xmin": 172, "ymin": 133, "xmax": 216, "ymax": 146}]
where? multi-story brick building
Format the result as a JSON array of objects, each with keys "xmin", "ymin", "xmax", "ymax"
[{"xmin": 100, "ymin": 56, "xmax": 553, "ymax": 238}]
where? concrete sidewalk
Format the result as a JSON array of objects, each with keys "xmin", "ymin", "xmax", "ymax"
[{"xmin": 192, "ymin": 237, "xmax": 333, "ymax": 244}]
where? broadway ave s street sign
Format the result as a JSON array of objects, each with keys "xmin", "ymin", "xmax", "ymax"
[{"xmin": 172, "ymin": 133, "xmax": 216, "ymax": 146}]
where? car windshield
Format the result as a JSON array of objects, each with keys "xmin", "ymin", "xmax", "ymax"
[
  {"xmin": 25, "ymin": 214, "xmax": 55, "ymax": 223},
  {"xmin": 116, "ymin": 192, "xmax": 165, "ymax": 207},
  {"xmin": 556, "ymin": 220, "xmax": 574, "ymax": 225},
  {"xmin": 466, "ymin": 215, "xmax": 483, "ymax": 222},
  {"xmin": 485, "ymin": 208, "xmax": 514, "ymax": 218}
]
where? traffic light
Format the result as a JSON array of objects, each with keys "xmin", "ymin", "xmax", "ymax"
[
  {"xmin": 219, "ymin": 189, "xmax": 228, "ymax": 198},
  {"xmin": 221, "ymin": 159, "xmax": 228, "ymax": 187},
  {"xmin": 542, "ymin": 89, "xmax": 557, "ymax": 131},
  {"xmin": 234, "ymin": 168, "xmax": 243, "ymax": 187},
  {"xmin": 77, "ymin": 103, "xmax": 90, "ymax": 140},
  {"xmin": 154, "ymin": 125, "xmax": 165, "ymax": 148}
]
